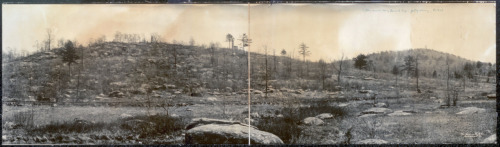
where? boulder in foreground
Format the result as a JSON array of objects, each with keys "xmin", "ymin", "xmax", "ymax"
[{"xmin": 185, "ymin": 118, "xmax": 283, "ymax": 144}]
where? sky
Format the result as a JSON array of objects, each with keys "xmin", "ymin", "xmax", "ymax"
[{"xmin": 2, "ymin": 3, "xmax": 496, "ymax": 63}]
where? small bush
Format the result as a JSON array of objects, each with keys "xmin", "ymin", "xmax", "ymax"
[
  {"xmin": 120, "ymin": 114, "xmax": 189, "ymax": 137},
  {"xmin": 31, "ymin": 119, "xmax": 111, "ymax": 134}
]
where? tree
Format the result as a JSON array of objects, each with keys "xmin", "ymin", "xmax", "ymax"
[
  {"xmin": 432, "ymin": 70, "xmax": 437, "ymax": 78},
  {"xmin": 46, "ymin": 28, "xmax": 54, "ymax": 51},
  {"xmin": 280, "ymin": 49, "xmax": 287, "ymax": 79},
  {"xmin": 353, "ymin": 54, "xmax": 368, "ymax": 70},
  {"xmin": 392, "ymin": 65, "xmax": 400, "ymax": 98},
  {"xmin": 332, "ymin": 53, "xmax": 345, "ymax": 85},
  {"xmin": 226, "ymin": 34, "xmax": 234, "ymax": 49},
  {"xmin": 189, "ymin": 37, "xmax": 196, "ymax": 46},
  {"xmin": 61, "ymin": 41, "xmax": 79, "ymax": 77},
  {"xmin": 318, "ymin": 59, "xmax": 327, "ymax": 90},
  {"xmin": 298, "ymin": 43, "xmax": 310, "ymax": 78}
]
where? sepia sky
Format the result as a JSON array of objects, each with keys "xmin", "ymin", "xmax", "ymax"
[{"xmin": 2, "ymin": 3, "xmax": 495, "ymax": 63}]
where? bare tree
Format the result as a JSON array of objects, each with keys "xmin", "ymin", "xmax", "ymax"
[
  {"xmin": 298, "ymin": 43, "xmax": 310, "ymax": 78},
  {"xmin": 189, "ymin": 37, "xmax": 196, "ymax": 46},
  {"xmin": 332, "ymin": 52, "xmax": 345, "ymax": 85},
  {"xmin": 46, "ymin": 28, "xmax": 54, "ymax": 51},
  {"xmin": 318, "ymin": 59, "xmax": 327, "ymax": 90}
]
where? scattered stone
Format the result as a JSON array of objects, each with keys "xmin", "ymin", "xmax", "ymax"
[
  {"xmin": 456, "ymin": 107, "xmax": 486, "ymax": 115},
  {"xmin": 315, "ymin": 113, "xmax": 334, "ymax": 119},
  {"xmin": 359, "ymin": 114, "xmax": 378, "ymax": 118},
  {"xmin": 250, "ymin": 112, "xmax": 260, "ymax": 118},
  {"xmin": 388, "ymin": 110, "xmax": 412, "ymax": 116},
  {"xmin": 402, "ymin": 110, "xmax": 417, "ymax": 113},
  {"xmin": 357, "ymin": 139, "xmax": 388, "ymax": 144},
  {"xmin": 363, "ymin": 77, "xmax": 375, "ymax": 80},
  {"xmin": 166, "ymin": 84, "xmax": 176, "ymax": 89},
  {"xmin": 207, "ymin": 97, "xmax": 218, "ymax": 101},
  {"xmin": 276, "ymin": 114, "xmax": 284, "ymax": 118},
  {"xmin": 302, "ymin": 117, "xmax": 324, "ymax": 126},
  {"xmin": 108, "ymin": 91, "xmax": 125, "ymax": 98},
  {"xmin": 358, "ymin": 90, "xmax": 373, "ymax": 93},
  {"xmin": 373, "ymin": 103, "xmax": 387, "ymax": 108},
  {"xmin": 338, "ymin": 103, "xmax": 349, "ymax": 107},
  {"xmin": 480, "ymin": 134, "xmax": 496, "ymax": 143},
  {"xmin": 120, "ymin": 113, "xmax": 133, "ymax": 119},
  {"xmin": 253, "ymin": 90, "xmax": 264, "ymax": 95},
  {"xmin": 174, "ymin": 91, "xmax": 182, "ymax": 94},
  {"xmin": 185, "ymin": 118, "xmax": 283, "ymax": 144},
  {"xmin": 362, "ymin": 108, "xmax": 393, "ymax": 115}
]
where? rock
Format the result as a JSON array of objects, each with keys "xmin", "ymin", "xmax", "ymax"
[
  {"xmin": 120, "ymin": 113, "xmax": 133, "ymax": 119},
  {"xmin": 166, "ymin": 84, "xmax": 176, "ymax": 89},
  {"xmin": 207, "ymin": 97, "xmax": 218, "ymax": 101},
  {"xmin": 185, "ymin": 118, "xmax": 283, "ymax": 144},
  {"xmin": 253, "ymin": 90, "xmax": 264, "ymax": 95},
  {"xmin": 358, "ymin": 90, "xmax": 373, "ymax": 93},
  {"xmin": 174, "ymin": 91, "xmax": 182, "ymax": 94},
  {"xmin": 388, "ymin": 110, "xmax": 412, "ymax": 116},
  {"xmin": 250, "ymin": 112, "xmax": 260, "ymax": 118},
  {"xmin": 244, "ymin": 118, "xmax": 255, "ymax": 124},
  {"xmin": 108, "ymin": 91, "xmax": 125, "ymax": 98},
  {"xmin": 294, "ymin": 90, "xmax": 303, "ymax": 94},
  {"xmin": 225, "ymin": 87, "xmax": 233, "ymax": 92},
  {"xmin": 338, "ymin": 103, "xmax": 349, "ymax": 107},
  {"xmin": 363, "ymin": 77, "xmax": 375, "ymax": 80},
  {"xmin": 430, "ymin": 97, "xmax": 437, "ymax": 99},
  {"xmin": 480, "ymin": 134, "xmax": 496, "ymax": 143},
  {"xmin": 302, "ymin": 117, "xmax": 324, "ymax": 126},
  {"xmin": 359, "ymin": 114, "xmax": 378, "ymax": 118},
  {"xmin": 2, "ymin": 135, "xmax": 7, "ymax": 141},
  {"xmin": 170, "ymin": 114, "xmax": 180, "ymax": 118},
  {"xmin": 456, "ymin": 107, "xmax": 486, "ymax": 115},
  {"xmin": 487, "ymin": 94, "xmax": 496, "ymax": 99},
  {"xmin": 276, "ymin": 114, "xmax": 284, "ymax": 118},
  {"xmin": 362, "ymin": 108, "xmax": 393, "ymax": 115},
  {"xmin": 279, "ymin": 88, "xmax": 288, "ymax": 92},
  {"xmin": 373, "ymin": 103, "xmax": 387, "ymax": 108},
  {"xmin": 357, "ymin": 139, "xmax": 388, "ymax": 144},
  {"xmin": 212, "ymin": 92, "xmax": 221, "ymax": 95},
  {"xmin": 315, "ymin": 113, "xmax": 334, "ymax": 119}
]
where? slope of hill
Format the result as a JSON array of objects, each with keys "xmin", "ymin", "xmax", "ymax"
[{"xmin": 2, "ymin": 42, "xmax": 494, "ymax": 102}]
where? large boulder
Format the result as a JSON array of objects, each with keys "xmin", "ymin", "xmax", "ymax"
[
  {"xmin": 185, "ymin": 118, "xmax": 283, "ymax": 144},
  {"xmin": 480, "ymin": 134, "xmax": 496, "ymax": 143},
  {"xmin": 302, "ymin": 117, "xmax": 324, "ymax": 126}
]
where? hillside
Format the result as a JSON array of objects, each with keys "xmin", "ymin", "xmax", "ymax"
[{"xmin": 2, "ymin": 42, "xmax": 495, "ymax": 102}]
